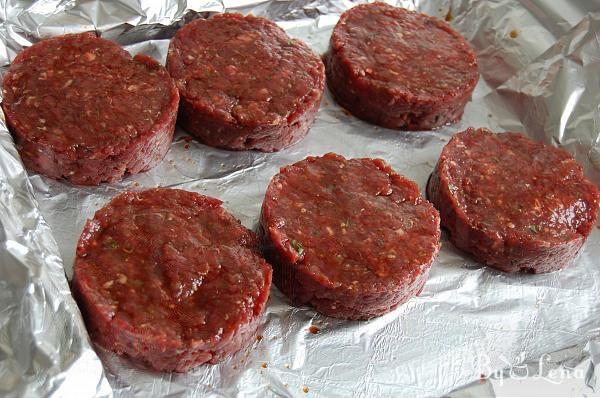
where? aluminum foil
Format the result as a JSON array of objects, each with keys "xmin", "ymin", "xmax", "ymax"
[{"xmin": 1, "ymin": 0, "xmax": 599, "ymax": 397}]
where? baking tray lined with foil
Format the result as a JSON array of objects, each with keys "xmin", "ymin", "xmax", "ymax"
[{"xmin": 0, "ymin": 0, "xmax": 599, "ymax": 397}]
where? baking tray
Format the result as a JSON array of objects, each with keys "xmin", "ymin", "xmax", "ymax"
[{"xmin": 1, "ymin": 0, "xmax": 599, "ymax": 397}]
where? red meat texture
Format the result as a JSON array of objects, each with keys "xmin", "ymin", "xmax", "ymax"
[
  {"xmin": 167, "ymin": 13, "xmax": 324, "ymax": 152},
  {"xmin": 260, "ymin": 153, "xmax": 441, "ymax": 320},
  {"xmin": 326, "ymin": 2, "xmax": 479, "ymax": 130},
  {"xmin": 427, "ymin": 127, "xmax": 599, "ymax": 273},
  {"xmin": 73, "ymin": 188, "xmax": 272, "ymax": 372},
  {"xmin": 2, "ymin": 32, "xmax": 179, "ymax": 185}
]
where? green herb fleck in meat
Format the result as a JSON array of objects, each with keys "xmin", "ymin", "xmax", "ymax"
[
  {"xmin": 290, "ymin": 239, "xmax": 304, "ymax": 256},
  {"xmin": 529, "ymin": 225, "xmax": 540, "ymax": 234},
  {"xmin": 104, "ymin": 236, "xmax": 118, "ymax": 249}
]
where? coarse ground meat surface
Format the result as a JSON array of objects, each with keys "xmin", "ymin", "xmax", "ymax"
[
  {"xmin": 427, "ymin": 128, "xmax": 599, "ymax": 273},
  {"xmin": 166, "ymin": 13, "xmax": 324, "ymax": 152},
  {"xmin": 73, "ymin": 188, "xmax": 272, "ymax": 372},
  {"xmin": 325, "ymin": 2, "xmax": 478, "ymax": 130},
  {"xmin": 2, "ymin": 32, "xmax": 179, "ymax": 185},
  {"xmin": 259, "ymin": 153, "xmax": 441, "ymax": 320}
]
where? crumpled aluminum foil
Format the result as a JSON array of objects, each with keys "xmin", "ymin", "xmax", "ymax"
[{"xmin": 0, "ymin": 0, "xmax": 599, "ymax": 397}]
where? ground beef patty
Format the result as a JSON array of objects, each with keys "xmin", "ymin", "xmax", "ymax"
[
  {"xmin": 1, "ymin": 33, "xmax": 179, "ymax": 185},
  {"xmin": 259, "ymin": 153, "xmax": 440, "ymax": 320},
  {"xmin": 427, "ymin": 128, "xmax": 599, "ymax": 273},
  {"xmin": 73, "ymin": 188, "xmax": 272, "ymax": 372},
  {"xmin": 326, "ymin": 3, "xmax": 479, "ymax": 130},
  {"xmin": 166, "ymin": 13, "xmax": 324, "ymax": 152}
]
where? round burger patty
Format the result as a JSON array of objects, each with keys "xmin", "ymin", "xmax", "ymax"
[
  {"xmin": 2, "ymin": 32, "xmax": 179, "ymax": 185},
  {"xmin": 73, "ymin": 188, "xmax": 272, "ymax": 372},
  {"xmin": 166, "ymin": 13, "xmax": 325, "ymax": 152},
  {"xmin": 325, "ymin": 2, "xmax": 479, "ymax": 130},
  {"xmin": 259, "ymin": 153, "xmax": 441, "ymax": 320},
  {"xmin": 427, "ymin": 128, "xmax": 599, "ymax": 273}
]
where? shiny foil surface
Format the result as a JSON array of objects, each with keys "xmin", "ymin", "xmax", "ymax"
[{"xmin": 0, "ymin": 0, "xmax": 599, "ymax": 397}]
